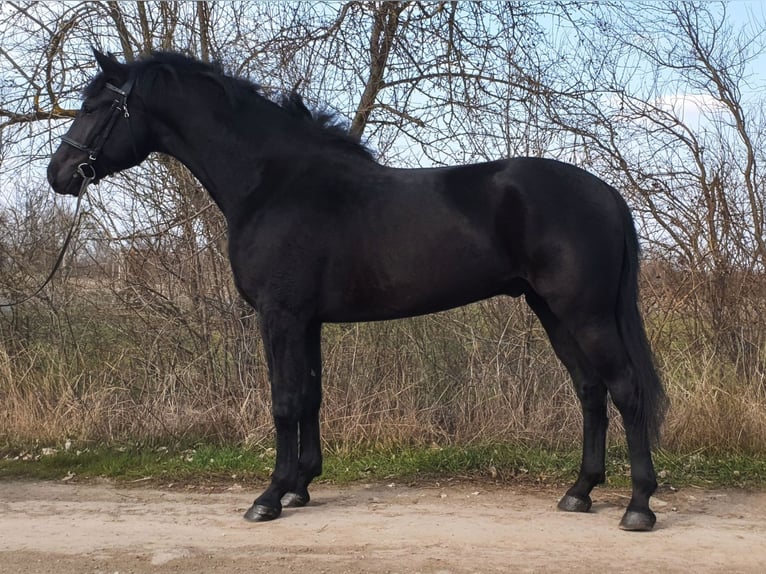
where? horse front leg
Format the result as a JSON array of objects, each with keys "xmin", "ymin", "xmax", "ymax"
[
  {"xmin": 282, "ymin": 321, "xmax": 323, "ymax": 508},
  {"xmin": 244, "ymin": 312, "xmax": 311, "ymax": 522}
]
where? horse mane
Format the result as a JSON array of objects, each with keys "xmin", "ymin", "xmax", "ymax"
[
  {"xmin": 89, "ymin": 51, "xmax": 375, "ymax": 161},
  {"xmin": 276, "ymin": 90, "xmax": 375, "ymax": 161}
]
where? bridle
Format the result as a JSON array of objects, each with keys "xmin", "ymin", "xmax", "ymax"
[
  {"xmin": 60, "ymin": 75, "xmax": 136, "ymax": 181},
  {"xmin": 0, "ymin": 76, "xmax": 136, "ymax": 308}
]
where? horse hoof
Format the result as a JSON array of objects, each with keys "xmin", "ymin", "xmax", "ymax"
[
  {"xmin": 282, "ymin": 492, "xmax": 310, "ymax": 508},
  {"xmin": 619, "ymin": 509, "xmax": 656, "ymax": 531},
  {"xmin": 557, "ymin": 494, "xmax": 592, "ymax": 513},
  {"xmin": 244, "ymin": 503, "xmax": 281, "ymax": 522}
]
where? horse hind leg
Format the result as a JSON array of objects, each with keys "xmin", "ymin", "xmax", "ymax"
[
  {"xmin": 567, "ymin": 317, "xmax": 659, "ymax": 531},
  {"xmin": 525, "ymin": 292, "xmax": 608, "ymax": 513}
]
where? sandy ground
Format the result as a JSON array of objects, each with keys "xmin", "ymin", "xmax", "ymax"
[{"xmin": 0, "ymin": 479, "xmax": 765, "ymax": 573}]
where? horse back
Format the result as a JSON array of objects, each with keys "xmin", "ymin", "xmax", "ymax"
[{"xmin": 229, "ymin": 156, "xmax": 626, "ymax": 322}]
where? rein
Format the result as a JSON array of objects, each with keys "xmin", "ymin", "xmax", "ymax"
[
  {"xmin": 0, "ymin": 170, "xmax": 92, "ymax": 308},
  {"xmin": 1, "ymin": 76, "xmax": 136, "ymax": 308}
]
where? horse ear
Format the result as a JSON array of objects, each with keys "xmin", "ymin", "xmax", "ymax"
[{"xmin": 93, "ymin": 48, "xmax": 128, "ymax": 80}]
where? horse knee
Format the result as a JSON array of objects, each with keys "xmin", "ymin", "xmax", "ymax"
[{"xmin": 272, "ymin": 400, "xmax": 301, "ymax": 421}]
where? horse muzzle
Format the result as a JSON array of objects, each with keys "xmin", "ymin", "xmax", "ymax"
[{"xmin": 47, "ymin": 155, "xmax": 97, "ymax": 196}]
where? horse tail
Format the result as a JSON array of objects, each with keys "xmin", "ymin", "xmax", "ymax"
[{"xmin": 614, "ymin": 192, "xmax": 668, "ymax": 446}]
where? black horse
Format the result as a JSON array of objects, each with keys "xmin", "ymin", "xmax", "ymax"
[{"xmin": 48, "ymin": 51, "xmax": 666, "ymax": 531}]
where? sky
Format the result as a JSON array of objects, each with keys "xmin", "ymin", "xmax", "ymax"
[{"xmin": 1, "ymin": 1, "xmax": 764, "ymax": 203}]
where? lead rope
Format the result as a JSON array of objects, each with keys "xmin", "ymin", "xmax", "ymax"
[{"xmin": 0, "ymin": 166, "xmax": 93, "ymax": 308}]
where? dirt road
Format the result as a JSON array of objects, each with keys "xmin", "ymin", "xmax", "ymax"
[{"xmin": 0, "ymin": 479, "xmax": 764, "ymax": 573}]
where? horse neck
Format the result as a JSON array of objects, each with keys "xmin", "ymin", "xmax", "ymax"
[{"xmin": 146, "ymin": 81, "xmax": 291, "ymax": 218}]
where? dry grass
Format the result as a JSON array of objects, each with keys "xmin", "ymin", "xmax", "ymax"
[
  {"xmin": 660, "ymin": 349, "xmax": 766, "ymax": 452},
  {"xmin": 4, "ymin": 177, "xmax": 763, "ymax": 454},
  {"xmin": 2, "ymin": 288, "xmax": 765, "ymax": 454}
]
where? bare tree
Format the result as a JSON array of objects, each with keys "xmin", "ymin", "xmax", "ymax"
[
  {"xmin": 1, "ymin": 2, "xmax": 764, "ymax": 448},
  {"xmin": 532, "ymin": 1, "xmax": 765, "ymax": 360}
]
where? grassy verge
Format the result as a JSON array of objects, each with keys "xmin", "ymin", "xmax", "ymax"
[{"xmin": 2, "ymin": 443, "xmax": 765, "ymax": 490}]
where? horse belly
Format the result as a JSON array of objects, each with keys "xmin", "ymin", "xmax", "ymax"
[{"xmin": 320, "ymin": 240, "xmax": 514, "ymax": 322}]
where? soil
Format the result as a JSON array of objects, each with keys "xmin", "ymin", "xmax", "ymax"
[{"xmin": 1, "ymin": 479, "xmax": 764, "ymax": 573}]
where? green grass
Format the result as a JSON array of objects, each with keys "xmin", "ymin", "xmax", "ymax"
[
  {"xmin": 0, "ymin": 445, "xmax": 274, "ymax": 484},
  {"xmin": 2, "ymin": 443, "xmax": 765, "ymax": 490}
]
